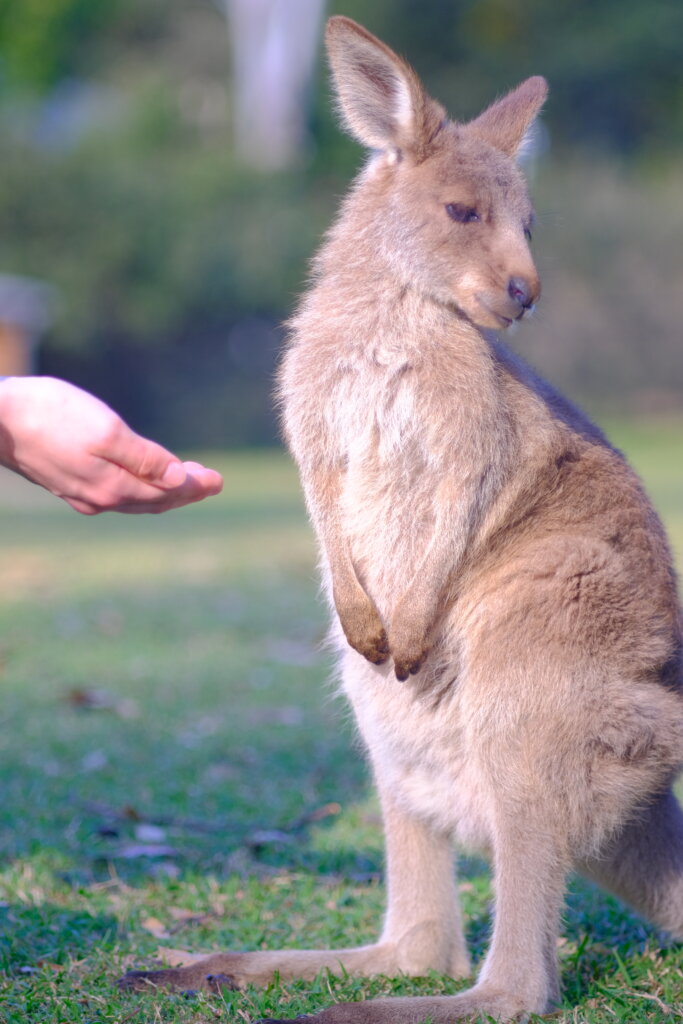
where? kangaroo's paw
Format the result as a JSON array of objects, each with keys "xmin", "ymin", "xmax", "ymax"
[
  {"xmin": 392, "ymin": 647, "xmax": 429, "ymax": 682},
  {"xmin": 388, "ymin": 604, "xmax": 433, "ymax": 681},
  {"xmin": 389, "ymin": 630, "xmax": 431, "ymax": 681},
  {"xmin": 338, "ymin": 597, "xmax": 389, "ymax": 665}
]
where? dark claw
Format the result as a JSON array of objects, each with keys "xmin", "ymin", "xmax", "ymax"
[
  {"xmin": 351, "ymin": 629, "xmax": 389, "ymax": 665},
  {"xmin": 256, "ymin": 1018, "xmax": 311, "ymax": 1023},
  {"xmin": 205, "ymin": 972, "xmax": 238, "ymax": 992},
  {"xmin": 117, "ymin": 971, "xmax": 154, "ymax": 990},
  {"xmin": 394, "ymin": 651, "xmax": 427, "ymax": 681}
]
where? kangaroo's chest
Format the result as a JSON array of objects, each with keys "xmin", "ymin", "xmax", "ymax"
[
  {"xmin": 326, "ymin": 357, "xmax": 421, "ymax": 462},
  {"xmin": 327, "ymin": 362, "xmax": 440, "ymax": 601}
]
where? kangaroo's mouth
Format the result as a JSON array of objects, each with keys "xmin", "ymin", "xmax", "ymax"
[
  {"xmin": 474, "ymin": 293, "xmax": 535, "ymax": 330},
  {"xmin": 473, "ymin": 296, "xmax": 516, "ymax": 330}
]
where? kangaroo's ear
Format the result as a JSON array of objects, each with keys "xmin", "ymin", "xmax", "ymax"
[
  {"xmin": 467, "ymin": 76, "xmax": 548, "ymax": 160},
  {"xmin": 325, "ymin": 16, "xmax": 445, "ymax": 161}
]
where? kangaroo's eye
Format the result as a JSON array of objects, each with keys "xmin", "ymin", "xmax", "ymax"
[
  {"xmin": 524, "ymin": 226, "xmax": 533, "ymax": 242},
  {"xmin": 446, "ymin": 203, "xmax": 479, "ymax": 224}
]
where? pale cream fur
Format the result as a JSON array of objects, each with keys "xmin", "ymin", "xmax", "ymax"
[{"xmin": 120, "ymin": 17, "xmax": 683, "ymax": 1023}]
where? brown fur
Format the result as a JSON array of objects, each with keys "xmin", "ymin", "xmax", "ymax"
[{"xmin": 120, "ymin": 17, "xmax": 683, "ymax": 1022}]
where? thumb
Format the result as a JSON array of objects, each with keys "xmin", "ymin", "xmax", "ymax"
[
  {"xmin": 104, "ymin": 424, "xmax": 187, "ymax": 489},
  {"xmin": 158, "ymin": 459, "xmax": 187, "ymax": 488}
]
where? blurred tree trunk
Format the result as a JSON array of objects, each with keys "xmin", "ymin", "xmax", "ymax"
[{"xmin": 224, "ymin": 0, "xmax": 326, "ymax": 171}]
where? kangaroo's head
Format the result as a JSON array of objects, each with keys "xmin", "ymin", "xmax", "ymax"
[{"xmin": 326, "ymin": 16, "xmax": 547, "ymax": 331}]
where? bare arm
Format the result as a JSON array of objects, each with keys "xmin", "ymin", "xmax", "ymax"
[{"xmin": 0, "ymin": 377, "xmax": 223, "ymax": 514}]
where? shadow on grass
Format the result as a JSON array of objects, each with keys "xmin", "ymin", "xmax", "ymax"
[
  {"xmin": 0, "ymin": 903, "xmax": 118, "ymax": 971},
  {"xmin": 561, "ymin": 876, "xmax": 677, "ymax": 1007}
]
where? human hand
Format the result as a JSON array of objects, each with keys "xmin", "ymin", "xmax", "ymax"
[{"xmin": 0, "ymin": 377, "xmax": 223, "ymax": 514}]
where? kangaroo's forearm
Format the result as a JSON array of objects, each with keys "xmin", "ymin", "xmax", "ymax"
[{"xmin": 302, "ymin": 460, "xmax": 390, "ymax": 664}]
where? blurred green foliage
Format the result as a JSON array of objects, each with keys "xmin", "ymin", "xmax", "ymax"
[
  {"xmin": 0, "ymin": 0, "xmax": 123, "ymax": 90},
  {"xmin": 340, "ymin": 0, "xmax": 683, "ymax": 153},
  {"xmin": 0, "ymin": 0, "xmax": 682, "ymax": 445},
  {"xmin": 4, "ymin": 0, "xmax": 682, "ymax": 153}
]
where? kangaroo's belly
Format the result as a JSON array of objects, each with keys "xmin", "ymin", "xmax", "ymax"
[{"xmin": 339, "ymin": 646, "xmax": 495, "ymax": 852}]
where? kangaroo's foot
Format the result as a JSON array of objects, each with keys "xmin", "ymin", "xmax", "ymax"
[
  {"xmin": 257, "ymin": 983, "xmax": 552, "ymax": 1023},
  {"xmin": 118, "ymin": 942, "xmax": 441, "ymax": 994}
]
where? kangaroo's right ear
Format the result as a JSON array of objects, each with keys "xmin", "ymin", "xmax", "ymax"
[
  {"xmin": 467, "ymin": 77, "xmax": 548, "ymax": 160},
  {"xmin": 325, "ymin": 16, "xmax": 445, "ymax": 162}
]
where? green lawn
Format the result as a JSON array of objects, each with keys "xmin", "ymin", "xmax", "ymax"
[{"xmin": 0, "ymin": 422, "xmax": 682, "ymax": 1023}]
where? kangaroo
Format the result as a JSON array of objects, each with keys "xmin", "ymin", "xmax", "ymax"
[{"xmin": 120, "ymin": 16, "xmax": 683, "ymax": 1023}]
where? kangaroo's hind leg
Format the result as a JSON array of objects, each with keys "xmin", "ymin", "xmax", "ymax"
[
  {"xmin": 578, "ymin": 785, "xmax": 683, "ymax": 939},
  {"xmin": 118, "ymin": 773, "xmax": 469, "ymax": 992},
  {"xmin": 374, "ymin": 783, "xmax": 471, "ymax": 979},
  {"xmin": 264, "ymin": 788, "xmax": 573, "ymax": 1024}
]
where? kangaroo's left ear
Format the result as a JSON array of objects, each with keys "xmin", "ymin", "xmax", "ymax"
[
  {"xmin": 325, "ymin": 16, "xmax": 445, "ymax": 162},
  {"xmin": 467, "ymin": 76, "xmax": 548, "ymax": 159}
]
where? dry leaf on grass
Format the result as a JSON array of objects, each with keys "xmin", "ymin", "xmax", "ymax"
[
  {"xmin": 134, "ymin": 823, "xmax": 167, "ymax": 843},
  {"xmin": 118, "ymin": 843, "xmax": 180, "ymax": 859},
  {"xmin": 141, "ymin": 916, "xmax": 171, "ymax": 939},
  {"xmin": 168, "ymin": 907, "xmax": 202, "ymax": 922},
  {"xmin": 64, "ymin": 687, "xmax": 139, "ymax": 719},
  {"xmin": 166, "ymin": 906, "xmax": 215, "ymax": 932},
  {"xmin": 65, "ymin": 687, "xmax": 116, "ymax": 710}
]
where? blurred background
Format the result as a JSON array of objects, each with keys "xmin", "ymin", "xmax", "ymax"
[{"xmin": 0, "ymin": 0, "xmax": 681, "ymax": 450}]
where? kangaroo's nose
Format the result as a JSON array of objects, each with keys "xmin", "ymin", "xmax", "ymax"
[
  {"xmin": 508, "ymin": 276, "xmax": 535, "ymax": 311},
  {"xmin": 509, "ymin": 272, "xmax": 540, "ymax": 311}
]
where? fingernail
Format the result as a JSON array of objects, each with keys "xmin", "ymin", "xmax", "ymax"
[{"xmin": 161, "ymin": 461, "xmax": 186, "ymax": 487}]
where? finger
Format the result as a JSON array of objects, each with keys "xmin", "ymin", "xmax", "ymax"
[
  {"xmin": 95, "ymin": 422, "xmax": 186, "ymax": 489},
  {"xmin": 62, "ymin": 495, "xmax": 103, "ymax": 515},
  {"xmin": 179, "ymin": 462, "xmax": 224, "ymax": 495},
  {"xmin": 101, "ymin": 466, "xmax": 223, "ymax": 514}
]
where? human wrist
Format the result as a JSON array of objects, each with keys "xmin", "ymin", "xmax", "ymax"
[
  {"xmin": 0, "ymin": 376, "xmax": 19, "ymax": 468},
  {"xmin": 0, "ymin": 376, "xmax": 35, "ymax": 471}
]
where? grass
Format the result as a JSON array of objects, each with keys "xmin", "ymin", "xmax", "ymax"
[{"xmin": 0, "ymin": 421, "xmax": 682, "ymax": 1023}]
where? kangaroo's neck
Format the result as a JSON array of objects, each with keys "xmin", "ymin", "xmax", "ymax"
[{"xmin": 307, "ymin": 215, "xmax": 488, "ymax": 367}]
